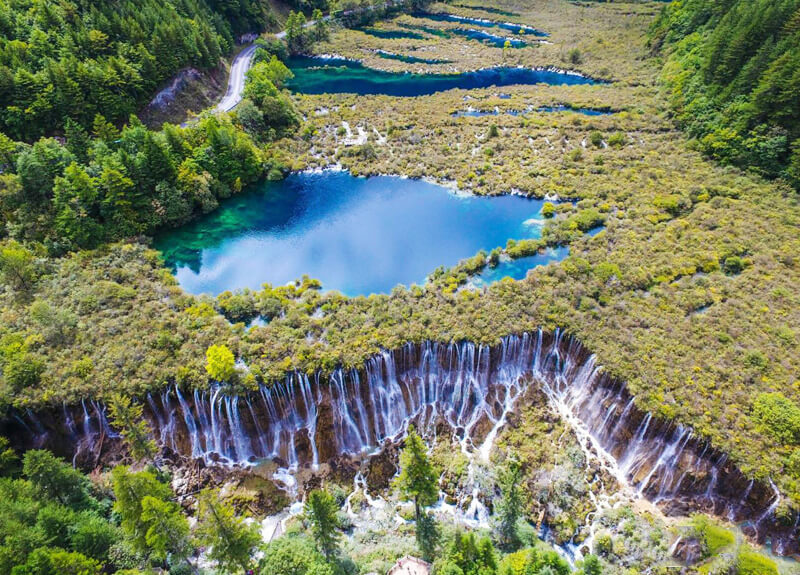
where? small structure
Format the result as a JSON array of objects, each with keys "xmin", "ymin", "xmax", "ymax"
[{"xmin": 387, "ymin": 556, "xmax": 430, "ymax": 575}]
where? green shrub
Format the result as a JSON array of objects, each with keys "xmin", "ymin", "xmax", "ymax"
[
  {"xmin": 570, "ymin": 208, "xmax": 605, "ymax": 232},
  {"xmin": 506, "ymin": 239, "xmax": 543, "ymax": 259},
  {"xmin": 594, "ymin": 262, "xmax": 621, "ymax": 283},
  {"xmin": 736, "ymin": 549, "xmax": 779, "ymax": 575},
  {"xmin": 752, "ymin": 392, "xmax": 800, "ymax": 444},
  {"xmin": 607, "ymin": 132, "xmax": 627, "ymax": 148},
  {"xmin": 723, "ymin": 255, "xmax": 747, "ymax": 275},
  {"xmin": 4, "ymin": 354, "xmax": 45, "ymax": 391},
  {"xmin": 690, "ymin": 516, "xmax": 734, "ymax": 556}
]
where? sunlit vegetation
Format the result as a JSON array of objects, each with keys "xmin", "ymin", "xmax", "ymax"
[
  {"xmin": 650, "ymin": 0, "xmax": 800, "ymax": 190},
  {"xmin": 0, "ymin": 0, "xmax": 278, "ymax": 141},
  {"xmin": 0, "ymin": 1, "xmax": 798, "ymax": 572},
  {"xmin": 0, "ymin": 0, "xmax": 797, "ymax": 509}
]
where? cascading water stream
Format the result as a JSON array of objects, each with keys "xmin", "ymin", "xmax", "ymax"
[{"xmin": 7, "ymin": 329, "xmax": 798, "ymax": 556}]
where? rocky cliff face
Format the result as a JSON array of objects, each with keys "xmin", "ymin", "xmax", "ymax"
[{"xmin": 5, "ymin": 329, "xmax": 798, "ymax": 555}]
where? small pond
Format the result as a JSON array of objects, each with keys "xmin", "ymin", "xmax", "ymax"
[
  {"xmin": 398, "ymin": 22, "xmax": 453, "ymax": 38},
  {"xmin": 449, "ymin": 28, "xmax": 527, "ymax": 48},
  {"xmin": 470, "ymin": 248, "xmax": 569, "ymax": 288},
  {"xmin": 285, "ymin": 57, "xmax": 600, "ymax": 96},
  {"xmin": 359, "ymin": 27, "xmax": 425, "ymax": 40},
  {"xmin": 155, "ymin": 171, "xmax": 561, "ymax": 296}
]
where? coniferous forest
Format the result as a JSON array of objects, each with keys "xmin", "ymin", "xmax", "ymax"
[{"xmin": 651, "ymin": 0, "xmax": 800, "ymax": 187}]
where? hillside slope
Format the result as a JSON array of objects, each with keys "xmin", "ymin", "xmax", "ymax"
[
  {"xmin": 650, "ymin": 0, "xmax": 800, "ymax": 188},
  {"xmin": 0, "ymin": 0, "xmax": 277, "ymax": 140}
]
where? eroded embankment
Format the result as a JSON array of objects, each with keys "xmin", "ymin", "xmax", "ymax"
[{"xmin": 4, "ymin": 329, "xmax": 798, "ymax": 555}]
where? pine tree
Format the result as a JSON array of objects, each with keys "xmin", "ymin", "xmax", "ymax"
[
  {"xmin": 494, "ymin": 456, "xmax": 523, "ymax": 550},
  {"xmin": 194, "ymin": 489, "xmax": 260, "ymax": 574},
  {"xmin": 305, "ymin": 489, "xmax": 341, "ymax": 559},
  {"xmin": 111, "ymin": 466, "xmax": 173, "ymax": 553},
  {"xmin": 393, "ymin": 425, "xmax": 439, "ymax": 560},
  {"xmin": 108, "ymin": 393, "xmax": 158, "ymax": 463},
  {"xmin": 581, "ymin": 554, "xmax": 603, "ymax": 575},
  {"xmin": 140, "ymin": 495, "xmax": 192, "ymax": 564}
]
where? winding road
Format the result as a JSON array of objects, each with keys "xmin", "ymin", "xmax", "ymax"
[
  {"xmin": 214, "ymin": 2, "xmax": 385, "ymax": 113},
  {"xmin": 215, "ymin": 20, "xmax": 320, "ymax": 113},
  {"xmin": 216, "ymin": 43, "xmax": 260, "ymax": 112}
]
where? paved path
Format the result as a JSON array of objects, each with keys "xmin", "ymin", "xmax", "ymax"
[
  {"xmin": 215, "ymin": 19, "xmax": 321, "ymax": 113},
  {"xmin": 215, "ymin": 43, "xmax": 259, "ymax": 112},
  {"xmin": 213, "ymin": 3, "xmax": 388, "ymax": 113}
]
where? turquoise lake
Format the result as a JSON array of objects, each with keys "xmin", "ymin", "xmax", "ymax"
[
  {"xmin": 285, "ymin": 57, "xmax": 600, "ymax": 96},
  {"xmin": 155, "ymin": 171, "xmax": 557, "ymax": 296},
  {"xmin": 417, "ymin": 12, "xmax": 547, "ymax": 37}
]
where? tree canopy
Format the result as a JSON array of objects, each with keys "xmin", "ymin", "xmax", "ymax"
[{"xmin": 651, "ymin": 0, "xmax": 800, "ymax": 189}]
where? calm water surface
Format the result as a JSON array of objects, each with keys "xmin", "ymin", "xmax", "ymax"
[
  {"xmin": 155, "ymin": 171, "xmax": 557, "ymax": 296},
  {"xmin": 471, "ymin": 248, "xmax": 569, "ymax": 287},
  {"xmin": 374, "ymin": 50, "xmax": 450, "ymax": 64},
  {"xmin": 286, "ymin": 57, "xmax": 600, "ymax": 96},
  {"xmin": 453, "ymin": 104, "xmax": 615, "ymax": 118},
  {"xmin": 418, "ymin": 12, "xmax": 547, "ymax": 36}
]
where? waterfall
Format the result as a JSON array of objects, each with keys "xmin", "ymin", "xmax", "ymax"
[{"xmin": 6, "ymin": 329, "xmax": 798, "ymax": 556}]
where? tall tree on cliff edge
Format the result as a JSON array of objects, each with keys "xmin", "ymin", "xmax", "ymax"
[{"xmin": 393, "ymin": 425, "xmax": 440, "ymax": 560}]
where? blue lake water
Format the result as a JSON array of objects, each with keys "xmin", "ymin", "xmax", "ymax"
[
  {"xmin": 398, "ymin": 22, "xmax": 454, "ymax": 38},
  {"xmin": 451, "ymin": 28, "xmax": 527, "ymax": 48},
  {"xmin": 359, "ymin": 27, "xmax": 424, "ymax": 40},
  {"xmin": 452, "ymin": 104, "xmax": 615, "ymax": 118},
  {"xmin": 471, "ymin": 248, "xmax": 569, "ymax": 287},
  {"xmin": 155, "ymin": 171, "xmax": 558, "ymax": 296},
  {"xmin": 419, "ymin": 12, "xmax": 547, "ymax": 36},
  {"xmin": 374, "ymin": 50, "xmax": 450, "ymax": 64},
  {"xmin": 285, "ymin": 57, "xmax": 600, "ymax": 96}
]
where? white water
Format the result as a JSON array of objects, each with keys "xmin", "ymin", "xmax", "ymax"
[{"xmin": 29, "ymin": 329, "xmax": 796, "ymax": 554}]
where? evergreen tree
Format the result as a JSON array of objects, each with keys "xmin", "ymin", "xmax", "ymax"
[
  {"xmin": 305, "ymin": 489, "xmax": 342, "ymax": 559},
  {"xmin": 0, "ymin": 436, "xmax": 18, "ymax": 476},
  {"xmin": 581, "ymin": 554, "xmax": 603, "ymax": 575},
  {"xmin": 111, "ymin": 466, "xmax": 173, "ymax": 553},
  {"xmin": 393, "ymin": 426, "xmax": 439, "ymax": 560},
  {"xmin": 439, "ymin": 532, "xmax": 496, "ymax": 575},
  {"xmin": 494, "ymin": 456, "xmax": 523, "ymax": 551},
  {"xmin": 140, "ymin": 495, "xmax": 192, "ymax": 563},
  {"xmin": 22, "ymin": 450, "xmax": 88, "ymax": 508},
  {"xmin": 311, "ymin": 9, "xmax": 329, "ymax": 41},
  {"xmin": 194, "ymin": 488, "xmax": 260, "ymax": 574},
  {"xmin": 108, "ymin": 393, "xmax": 158, "ymax": 463}
]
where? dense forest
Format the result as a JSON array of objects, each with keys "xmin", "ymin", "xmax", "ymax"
[
  {"xmin": 0, "ymin": 0, "xmax": 418, "ymax": 253},
  {"xmin": 0, "ymin": 56, "xmax": 297, "ymax": 252},
  {"xmin": 0, "ymin": 0, "xmax": 282, "ymax": 141},
  {"xmin": 650, "ymin": 0, "xmax": 800, "ymax": 189}
]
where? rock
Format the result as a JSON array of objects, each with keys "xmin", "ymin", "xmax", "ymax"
[
  {"xmin": 147, "ymin": 68, "xmax": 203, "ymax": 110},
  {"xmin": 366, "ymin": 444, "xmax": 398, "ymax": 492},
  {"xmin": 671, "ymin": 537, "xmax": 703, "ymax": 565}
]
